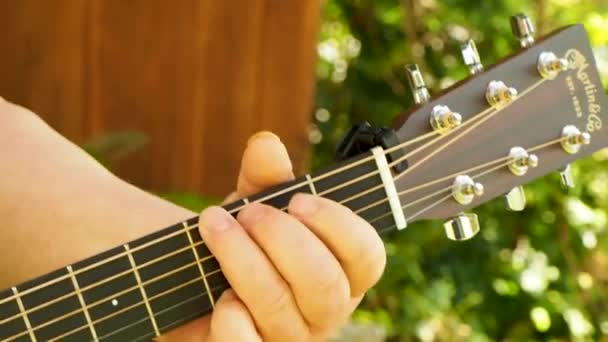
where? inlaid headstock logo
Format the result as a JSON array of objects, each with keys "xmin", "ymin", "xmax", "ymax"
[{"xmin": 565, "ymin": 49, "xmax": 602, "ymax": 132}]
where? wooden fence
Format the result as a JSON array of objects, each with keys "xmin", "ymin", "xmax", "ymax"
[{"xmin": 0, "ymin": 0, "xmax": 319, "ymax": 197}]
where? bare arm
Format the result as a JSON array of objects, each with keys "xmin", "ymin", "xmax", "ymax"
[
  {"xmin": 0, "ymin": 98, "xmax": 194, "ymax": 288},
  {"xmin": 1, "ymin": 98, "xmax": 386, "ymax": 341}
]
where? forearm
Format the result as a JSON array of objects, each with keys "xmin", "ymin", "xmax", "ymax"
[{"xmin": 0, "ymin": 100, "xmax": 194, "ymax": 288}]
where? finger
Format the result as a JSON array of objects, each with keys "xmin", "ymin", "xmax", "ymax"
[
  {"xmin": 208, "ymin": 290, "xmax": 262, "ymax": 342},
  {"xmin": 288, "ymin": 194, "xmax": 386, "ymax": 297},
  {"xmin": 156, "ymin": 316, "xmax": 211, "ymax": 341},
  {"xmin": 198, "ymin": 206, "xmax": 310, "ymax": 340},
  {"xmin": 236, "ymin": 131, "xmax": 294, "ymax": 196},
  {"xmin": 237, "ymin": 203, "xmax": 351, "ymax": 333}
]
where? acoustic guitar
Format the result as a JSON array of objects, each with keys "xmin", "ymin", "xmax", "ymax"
[{"xmin": 1, "ymin": 13, "xmax": 606, "ymax": 341}]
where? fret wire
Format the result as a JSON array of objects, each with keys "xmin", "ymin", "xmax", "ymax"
[
  {"xmin": 124, "ymin": 244, "xmax": 160, "ymax": 337},
  {"xmin": 11, "ymin": 287, "xmax": 36, "ymax": 342},
  {"xmin": 0, "ymin": 229, "xmax": 209, "ymax": 326},
  {"xmin": 47, "ymin": 269, "xmax": 222, "ymax": 342},
  {"xmin": 0, "ymin": 221, "xmax": 199, "ymax": 307},
  {"xmin": 305, "ymin": 174, "xmax": 317, "ymax": 195},
  {"xmin": 183, "ymin": 222, "xmax": 215, "ymax": 308},
  {"xmin": 0, "ymin": 156, "xmax": 380, "ymax": 309},
  {"xmin": 132, "ymin": 306, "xmax": 208, "ymax": 342},
  {"xmin": 30, "ymin": 253, "xmax": 218, "ymax": 341},
  {"xmin": 243, "ymin": 198, "xmax": 250, "ymax": 204},
  {"xmin": 66, "ymin": 266, "xmax": 98, "ymax": 341}
]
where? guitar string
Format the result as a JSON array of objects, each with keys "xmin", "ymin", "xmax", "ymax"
[
  {"xmin": 52, "ymin": 139, "xmax": 566, "ymax": 342},
  {"xmin": 363, "ymin": 136, "xmax": 564, "ymax": 221},
  {"xmin": 46, "ymin": 272, "xmax": 225, "ymax": 342},
  {"xmin": 3, "ymin": 136, "xmax": 565, "ymax": 342},
  {"xmin": 31, "ymin": 153, "xmax": 527, "ymax": 342},
  {"xmin": 5, "ymin": 66, "xmax": 535, "ymax": 308},
  {"xmin": 0, "ymin": 108, "xmax": 487, "ymax": 326},
  {"xmin": 0, "ymin": 125, "xmax": 444, "ymax": 308},
  {"xmin": 0, "ymin": 76, "xmax": 550, "ymax": 327},
  {"xmin": 393, "ymin": 78, "xmax": 546, "ymax": 181},
  {"xmin": 319, "ymin": 78, "xmax": 546, "ymax": 214},
  {"xmin": 371, "ymin": 137, "xmax": 566, "ymax": 231}
]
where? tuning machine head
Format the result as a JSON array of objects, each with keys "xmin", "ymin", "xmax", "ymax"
[
  {"xmin": 561, "ymin": 125, "xmax": 591, "ymax": 154},
  {"xmin": 486, "ymin": 80, "xmax": 518, "ymax": 108},
  {"xmin": 430, "ymin": 105, "xmax": 462, "ymax": 134},
  {"xmin": 461, "ymin": 39, "xmax": 483, "ymax": 75},
  {"xmin": 560, "ymin": 164, "xmax": 575, "ymax": 189},
  {"xmin": 452, "ymin": 175, "xmax": 484, "ymax": 205},
  {"xmin": 405, "ymin": 64, "xmax": 430, "ymax": 105},
  {"xmin": 511, "ymin": 13, "xmax": 535, "ymax": 48},
  {"xmin": 505, "ymin": 186, "xmax": 527, "ymax": 211},
  {"xmin": 508, "ymin": 146, "xmax": 539, "ymax": 176},
  {"xmin": 538, "ymin": 51, "xmax": 569, "ymax": 80},
  {"xmin": 444, "ymin": 213, "xmax": 480, "ymax": 241}
]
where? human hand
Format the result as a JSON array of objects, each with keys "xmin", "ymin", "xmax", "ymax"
[{"xmin": 161, "ymin": 132, "xmax": 386, "ymax": 341}]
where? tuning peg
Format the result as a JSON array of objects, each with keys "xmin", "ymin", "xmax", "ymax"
[
  {"xmin": 452, "ymin": 175, "xmax": 484, "ymax": 205},
  {"xmin": 444, "ymin": 213, "xmax": 480, "ymax": 241},
  {"xmin": 561, "ymin": 125, "xmax": 591, "ymax": 154},
  {"xmin": 538, "ymin": 51, "xmax": 569, "ymax": 80},
  {"xmin": 461, "ymin": 39, "xmax": 483, "ymax": 75},
  {"xmin": 505, "ymin": 186, "xmax": 527, "ymax": 211},
  {"xmin": 560, "ymin": 164, "xmax": 575, "ymax": 188},
  {"xmin": 405, "ymin": 64, "xmax": 430, "ymax": 105},
  {"xmin": 508, "ymin": 146, "xmax": 539, "ymax": 176},
  {"xmin": 510, "ymin": 13, "xmax": 535, "ymax": 48}
]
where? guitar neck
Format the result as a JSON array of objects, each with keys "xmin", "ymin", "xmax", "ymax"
[{"xmin": 0, "ymin": 150, "xmax": 398, "ymax": 341}]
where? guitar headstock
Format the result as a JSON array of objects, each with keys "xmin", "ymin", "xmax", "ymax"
[{"xmin": 389, "ymin": 15, "xmax": 607, "ymax": 240}]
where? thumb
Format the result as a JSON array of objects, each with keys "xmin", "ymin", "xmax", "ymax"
[{"xmin": 227, "ymin": 132, "xmax": 294, "ymax": 201}]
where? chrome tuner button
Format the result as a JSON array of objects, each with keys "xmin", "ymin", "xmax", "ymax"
[
  {"xmin": 430, "ymin": 105, "xmax": 462, "ymax": 134},
  {"xmin": 561, "ymin": 125, "xmax": 591, "ymax": 154},
  {"xmin": 405, "ymin": 64, "xmax": 430, "ymax": 105},
  {"xmin": 461, "ymin": 39, "xmax": 483, "ymax": 75},
  {"xmin": 505, "ymin": 186, "xmax": 527, "ymax": 211},
  {"xmin": 444, "ymin": 213, "xmax": 480, "ymax": 241},
  {"xmin": 508, "ymin": 146, "xmax": 539, "ymax": 176},
  {"xmin": 560, "ymin": 164, "xmax": 575, "ymax": 189},
  {"xmin": 452, "ymin": 175, "xmax": 484, "ymax": 205},
  {"xmin": 510, "ymin": 13, "xmax": 535, "ymax": 48},
  {"xmin": 538, "ymin": 51, "xmax": 569, "ymax": 80},
  {"xmin": 486, "ymin": 80, "xmax": 518, "ymax": 108}
]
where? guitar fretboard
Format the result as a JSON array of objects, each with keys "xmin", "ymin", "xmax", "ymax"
[{"xmin": 0, "ymin": 151, "xmax": 398, "ymax": 341}]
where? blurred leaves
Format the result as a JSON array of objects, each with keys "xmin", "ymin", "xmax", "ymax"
[
  {"xmin": 83, "ymin": 131, "xmax": 148, "ymax": 168},
  {"xmin": 313, "ymin": 0, "xmax": 608, "ymax": 340}
]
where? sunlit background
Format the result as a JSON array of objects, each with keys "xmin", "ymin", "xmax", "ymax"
[
  {"xmin": 1, "ymin": 0, "xmax": 606, "ymax": 340},
  {"xmin": 311, "ymin": 1, "xmax": 608, "ymax": 341}
]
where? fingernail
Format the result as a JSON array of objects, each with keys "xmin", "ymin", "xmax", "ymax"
[
  {"xmin": 238, "ymin": 203, "xmax": 269, "ymax": 226},
  {"xmin": 289, "ymin": 193, "xmax": 319, "ymax": 217},
  {"xmin": 199, "ymin": 206, "xmax": 233, "ymax": 232},
  {"xmin": 247, "ymin": 131, "xmax": 280, "ymax": 146}
]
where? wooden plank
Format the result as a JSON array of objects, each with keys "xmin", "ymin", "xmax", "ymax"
[
  {"xmin": 1, "ymin": 0, "xmax": 318, "ymax": 198},
  {"xmin": 0, "ymin": 0, "xmax": 86, "ymax": 142},
  {"xmin": 257, "ymin": 0, "xmax": 321, "ymax": 175}
]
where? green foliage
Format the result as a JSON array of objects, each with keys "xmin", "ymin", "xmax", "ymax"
[{"xmin": 313, "ymin": 0, "xmax": 608, "ymax": 340}]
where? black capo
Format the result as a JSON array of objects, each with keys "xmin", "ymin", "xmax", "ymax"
[{"xmin": 335, "ymin": 122, "xmax": 408, "ymax": 173}]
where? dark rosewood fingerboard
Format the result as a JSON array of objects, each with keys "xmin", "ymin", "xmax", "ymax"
[{"xmin": 0, "ymin": 151, "xmax": 396, "ymax": 341}]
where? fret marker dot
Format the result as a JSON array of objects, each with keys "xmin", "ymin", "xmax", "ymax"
[{"xmin": 112, "ymin": 299, "xmax": 118, "ymax": 306}]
